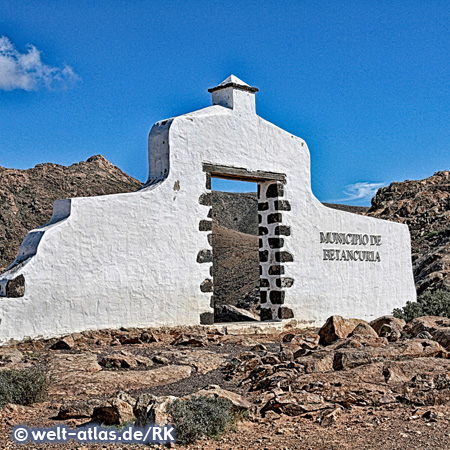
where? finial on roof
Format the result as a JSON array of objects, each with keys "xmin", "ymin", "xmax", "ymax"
[
  {"xmin": 208, "ymin": 75, "xmax": 258, "ymax": 113},
  {"xmin": 208, "ymin": 75, "xmax": 259, "ymax": 93}
]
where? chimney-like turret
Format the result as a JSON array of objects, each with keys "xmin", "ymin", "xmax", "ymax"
[{"xmin": 208, "ymin": 75, "xmax": 258, "ymax": 114}]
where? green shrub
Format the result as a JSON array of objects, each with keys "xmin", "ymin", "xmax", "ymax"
[
  {"xmin": 393, "ymin": 289, "xmax": 450, "ymax": 322},
  {"xmin": 166, "ymin": 395, "xmax": 238, "ymax": 444},
  {"xmin": 0, "ymin": 367, "xmax": 49, "ymax": 408}
]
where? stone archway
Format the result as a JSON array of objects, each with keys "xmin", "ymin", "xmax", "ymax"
[{"xmin": 198, "ymin": 164, "xmax": 294, "ymax": 323}]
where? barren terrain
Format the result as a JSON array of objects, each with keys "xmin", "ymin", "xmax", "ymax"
[{"xmin": 0, "ymin": 315, "xmax": 449, "ymax": 449}]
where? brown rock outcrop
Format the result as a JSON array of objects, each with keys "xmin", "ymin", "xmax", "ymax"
[
  {"xmin": 318, "ymin": 315, "xmax": 370, "ymax": 346},
  {"xmin": 405, "ymin": 316, "xmax": 450, "ymax": 349},
  {"xmin": 367, "ymin": 171, "xmax": 450, "ymax": 293},
  {"xmin": 0, "ymin": 155, "xmax": 141, "ymax": 272}
]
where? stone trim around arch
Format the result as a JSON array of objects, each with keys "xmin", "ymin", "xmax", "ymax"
[{"xmin": 198, "ymin": 164, "xmax": 294, "ymax": 323}]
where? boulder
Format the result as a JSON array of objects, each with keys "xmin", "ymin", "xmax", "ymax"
[
  {"xmin": 405, "ymin": 316, "xmax": 450, "ymax": 349},
  {"xmin": 91, "ymin": 392, "xmax": 135, "ymax": 425},
  {"xmin": 333, "ymin": 339, "xmax": 446, "ymax": 371},
  {"xmin": 171, "ymin": 334, "xmax": 207, "ymax": 347},
  {"xmin": 333, "ymin": 349, "xmax": 375, "ymax": 370},
  {"xmin": 50, "ymin": 336, "xmax": 75, "ymax": 350},
  {"xmin": 215, "ymin": 305, "xmax": 260, "ymax": 322},
  {"xmin": 260, "ymin": 391, "xmax": 327, "ymax": 416},
  {"xmin": 300, "ymin": 351, "xmax": 335, "ymax": 373},
  {"xmin": 370, "ymin": 315, "xmax": 406, "ymax": 336},
  {"xmin": 57, "ymin": 399, "xmax": 104, "ymax": 420},
  {"xmin": 334, "ymin": 334, "xmax": 388, "ymax": 349},
  {"xmin": 99, "ymin": 353, "xmax": 137, "ymax": 369},
  {"xmin": 252, "ymin": 343, "xmax": 267, "ymax": 352},
  {"xmin": 120, "ymin": 336, "xmax": 143, "ymax": 345},
  {"xmin": 135, "ymin": 395, "xmax": 178, "ymax": 427},
  {"xmin": 349, "ymin": 323, "xmax": 378, "ymax": 338},
  {"xmin": 282, "ymin": 333, "xmax": 295, "ymax": 343},
  {"xmin": 320, "ymin": 407, "xmax": 343, "ymax": 426},
  {"xmin": 404, "ymin": 316, "xmax": 450, "ymax": 336},
  {"xmin": 0, "ymin": 347, "xmax": 23, "ymax": 366},
  {"xmin": 188, "ymin": 385, "xmax": 251, "ymax": 410},
  {"xmin": 140, "ymin": 332, "xmax": 159, "ymax": 343},
  {"xmin": 134, "ymin": 393, "xmax": 156, "ymax": 418},
  {"xmin": 417, "ymin": 331, "xmax": 433, "ymax": 339},
  {"xmin": 432, "ymin": 328, "xmax": 450, "ymax": 350},
  {"xmin": 319, "ymin": 316, "xmax": 369, "ymax": 345},
  {"xmin": 152, "ymin": 355, "xmax": 169, "ymax": 365},
  {"xmin": 379, "ymin": 324, "xmax": 402, "ymax": 341}
]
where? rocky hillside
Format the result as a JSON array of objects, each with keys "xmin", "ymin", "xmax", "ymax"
[
  {"xmin": 211, "ymin": 192, "xmax": 259, "ymax": 314},
  {"xmin": 212, "ymin": 224, "xmax": 259, "ymax": 312},
  {"xmin": 367, "ymin": 171, "xmax": 450, "ymax": 294},
  {"xmin": 211, "ymin": 191, "xmax": 258, "ymax": 235},
  {"xmin": 323, "ymin": 203, "xmax": 369, "ymax": 214},
  {"xmin": 0, "ymin": 155, "xmax": 141, "ymax": 272}
]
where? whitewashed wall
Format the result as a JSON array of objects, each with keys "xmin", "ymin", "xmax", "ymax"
[{"xmin": 0, "ymin": 76, "xmax": 416, "ymax": 343}]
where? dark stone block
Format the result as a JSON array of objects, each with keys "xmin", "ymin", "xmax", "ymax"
[
  {"xmin": 260, "ymin": 308, "xmax": 273, "ymax": 321},
  {"xmin": 199, "ymin": 220, "xmax": 212, "ymax": 231},
  {"xmin": 275, "ymin": 225, "xmax": 291, "ymax": 236},
  {"xmin": 259, "ymin": 238, "xmax": 264, "ymax": 248},
  {"xmin": 200, "ymin": 278, "xmax": 214, "ymax": 292},
  {"xmin": 268, "ymin": 265, "xmax": 284, "ymax": 275},
  {"xmin": 197, "ymin": 249, "xmax": 213, "ymax": 263},
  {"xmin": 270, "ymin": 291, "xmax": 285, "ymax": 304},
  {"xmin": 258, "ymin": 202, "xmax": 269, "ymax": 211},
  {"xmin": 260, "ymin": 278, "xmax": 270, "ymax": 288},
  {"xmin": 258, "ymin": 214, "xmax": 262, "ymax": 224},
  {"xmin": 278, "ymin": 307, "xmax": 294, "ymax": 320},
  {"xmin": 275, "ymin": 251, "xmax": 294, "ymax": 263},
  {"xmin": 207, "ymin": 233, "xmax": 213, "ymax": 246},
  {"xmin": 200, "ymin": 312, "xmax": 214, "ymax": 325},
  {"xmin": 268, "ymin": 237, "xmax": 284, "ymax": 248},
  {"xmin": 275, "ymin": 200, "xmax": 291, "ymax": 211},
  {"xmin": 259, "ymin": 250, "xmax": 269, "ymax": 262},
  {"xmin": 6, "ymin": 275, "xmax": 25, "ymax": 298},
  {"xmin": 207, "ymin": 208, "xmax": 212, "ymax": 218},
  {"xmin": 259, "ymin": 226, "xmax": 268, "ymax": 236},
  {"xmin": 205, "ymin": 173, "xmax": 211, "ymax": 190},
  {"xmin": 266, "ymin": 183, "xmax": 284, "ymax": 198},
  {"xmin": 260, "ymin": 291, "xmax": 268, "ymax": 303},
  {"xmin": 257, "ymin": 184, "xmax": 261, "ymax": 199},
  {"xmin": 199, "ymin": 193, "xmax": 212, "ymax": 206},
  {"xmin": 276, "ymin": 277, "xmax": 294, "ymax": 288},
  {"xmin": 268, "ymin": 213, "xmax": 282, "ymax": 224}
]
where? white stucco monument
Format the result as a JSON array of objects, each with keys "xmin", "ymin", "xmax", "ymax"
[{"xmin": 0, "ymin": 75, "xmax": 416, "ymax": 343}]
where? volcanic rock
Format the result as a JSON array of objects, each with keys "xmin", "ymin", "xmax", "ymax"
[
  {"xmin": 367, "ymin": 170, "xmax": 450, "ymax": 293},
  {"xmin": 319, "ymin": 316, "xmax": 370, "ymax": 345},
  {"xmin": 0, "ymin": 155, "xmax": 141, "ymax": 272}
]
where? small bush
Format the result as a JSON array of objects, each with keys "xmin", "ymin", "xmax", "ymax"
[
  {"xmin": 167, "ymin": 395, "xmax": 238, "ymax": 444},
  {"xmin": 393, "ymin": 289, "xmax": 450, "ymax": 322},
  {"xmin": 0, "ymin": 367, "xmax": 49, "ymax": 408},
  {"xmin": 424, "ymin": 230, "xmax": 439, "ymax": 240}
]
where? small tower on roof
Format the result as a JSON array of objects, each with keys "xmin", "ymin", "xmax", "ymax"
[{"xmin": 208, "ymin": 75, "xmax": 258, "ymax": 114}]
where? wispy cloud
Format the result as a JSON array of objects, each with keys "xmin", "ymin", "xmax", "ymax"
[
  {"xmin": 327, "ymin": 181, "xmax": 386, "ymax": 204},
  {"xmin": 0, "ymin": 36, "xmax": 80, "ymax": 91},
  {"xmin": 339, "ymin": 181, "xmax": 386, "ymax": 202}
]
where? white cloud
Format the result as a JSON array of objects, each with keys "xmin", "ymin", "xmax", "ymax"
[
  {"xmin": 0, "ymin": 36, "xmax": 80, "ymax": 91},
  {"xmin": 339, "ymin": 181, "xmax": 386, "ymax": 203}
]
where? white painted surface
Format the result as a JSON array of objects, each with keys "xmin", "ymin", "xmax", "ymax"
[{"xmin": 0, "ymin": 76, "xmax": 416, "ymax": 343}]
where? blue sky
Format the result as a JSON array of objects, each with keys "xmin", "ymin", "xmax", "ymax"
[{"xmin": 1, "ymin": 1, "xmax": 449, "ymax": 205}]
